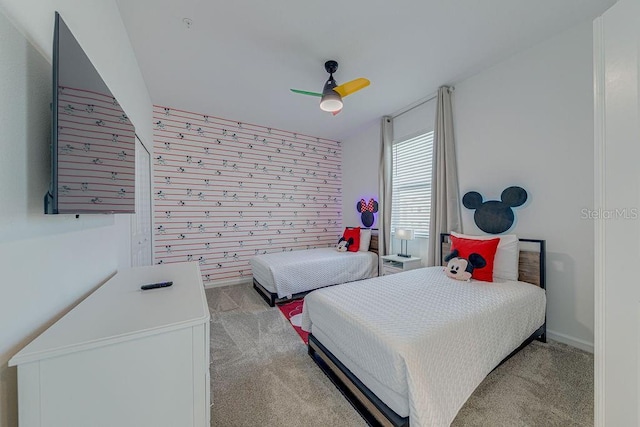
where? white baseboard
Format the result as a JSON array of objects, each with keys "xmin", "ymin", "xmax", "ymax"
[
  {"xmin": 546, "ymin": 329, "xmax": 594, "ymax": 353},
  {"xmin": 203, "ymin": 277, "xmax": 252, "ymax": 289}
]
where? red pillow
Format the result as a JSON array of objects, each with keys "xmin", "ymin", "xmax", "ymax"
[
  {"xmin": 342, "ymin": 227, "xmax": 361, "ymax": 253},
  {"xmin": 449, "ymin": 235, "xmax": 500, "ymax": 282}
]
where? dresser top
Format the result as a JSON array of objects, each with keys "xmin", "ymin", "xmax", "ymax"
[{"xmin": 9, "ymin": 262, "xmax": 209, "ymax": 366}]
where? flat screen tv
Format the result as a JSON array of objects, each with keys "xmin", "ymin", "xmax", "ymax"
[{"xmin": 44, "ymin": 12, "xmax": 136, "ymax": 214}]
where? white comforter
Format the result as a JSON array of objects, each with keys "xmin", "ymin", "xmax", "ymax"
[
  {"xmin": 301, "ymin": 267, "xmax": 546, "ymax": 427},
  {"xmin": 249, "ymin": 248, "xmax": 378, "ymax": 298}
]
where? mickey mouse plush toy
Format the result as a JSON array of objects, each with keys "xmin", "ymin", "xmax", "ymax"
[
  {"xmin": 337, "ymin": 237, "xmax": 353, "ymax": 252},
  {"xmin": 443, "ymin": 250, "xmax": 486, "ymax": 281}
]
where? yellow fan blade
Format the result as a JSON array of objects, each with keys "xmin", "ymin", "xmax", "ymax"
[{"xmin": 333, "ymin": 78, "xmax": 370, "ymax": 98}]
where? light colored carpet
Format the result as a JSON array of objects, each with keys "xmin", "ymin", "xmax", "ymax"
[{"xmin": 206, "ymin": 283, "xmax": 593, "ymax": 427}]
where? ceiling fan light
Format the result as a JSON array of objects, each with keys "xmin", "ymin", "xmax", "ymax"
[{"xmin": 320, "ymin": 91, "xmax": 343, "ymax": 112}]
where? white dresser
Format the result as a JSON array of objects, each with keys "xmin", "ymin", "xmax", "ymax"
[{"xmin": 9, "ymin": 262, "xmax": 210, "ymax": 427}]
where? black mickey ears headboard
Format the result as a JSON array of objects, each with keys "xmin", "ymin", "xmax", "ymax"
[{"xmin": 462, "ymin": 186, "xmax": 527, "ymax": 234}]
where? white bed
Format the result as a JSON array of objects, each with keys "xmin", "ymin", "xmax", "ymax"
[
  {"xmin": 302, "ymin": 262, "xmax": 546, "ymax": 426},
  {"xmin": 250, "ymin": 246, "xmax": 378, "ymax": 306}
]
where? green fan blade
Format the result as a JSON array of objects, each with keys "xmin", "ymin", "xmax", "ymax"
[{"xmin": 290, "ymin": 89, "xmax": 322, "ymax": 97}]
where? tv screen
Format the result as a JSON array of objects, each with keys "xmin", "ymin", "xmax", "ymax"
[{"xmin": 45, "ymin": 12, "xmax": 136, "ymax": 214}]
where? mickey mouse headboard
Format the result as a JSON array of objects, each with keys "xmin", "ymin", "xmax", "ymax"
[{"xmin": 462, "ymin": 186, "xmax": 527, "ymax": 234}]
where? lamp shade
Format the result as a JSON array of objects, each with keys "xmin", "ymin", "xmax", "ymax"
[
  {"xmin": 320, "ymin": 91, "xmax": 343, "ymax": 112},
  {"xmin": 395, "ymin": 228, "xmax": 415, "ymax": 240}
]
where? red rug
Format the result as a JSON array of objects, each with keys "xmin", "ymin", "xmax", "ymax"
[{"xmin": 277, "ymin": 299, "xmax": 308, "ymax": 344}]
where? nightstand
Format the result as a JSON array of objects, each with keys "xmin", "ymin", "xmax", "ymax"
[{"xmin": 380, "ymin": 254, "xmax": 422, "ymax": 275}]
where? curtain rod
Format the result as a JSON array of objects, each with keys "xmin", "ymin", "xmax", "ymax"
[{"xmin": 390, "ymin": 86, "xmax": 454, "ymax": 119}]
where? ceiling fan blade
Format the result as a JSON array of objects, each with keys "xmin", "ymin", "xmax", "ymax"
[
  {"xmin": 333, "ymin": 78, "xmax": 370, "ymax": 98},
  {"xmin": 290, "ymin": 88, "xmax": 322, "ymax": 97}
]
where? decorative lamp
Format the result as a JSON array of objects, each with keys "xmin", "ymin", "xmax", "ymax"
[
  {"xmin": 319, "ymin": 69, "xmax": 343, "ymax": 113},
  {"xmin": 319, "ymin": 91, "xmax": 343, "ymax": 112},
  {"xmin": 395, "ymin": 228, "xmax": 415, "ymax": 258}
]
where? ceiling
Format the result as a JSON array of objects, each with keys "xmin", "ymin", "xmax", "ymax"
[{"xmin": 116, "ymin": 0, "xmax": 615, "ymax": 142}]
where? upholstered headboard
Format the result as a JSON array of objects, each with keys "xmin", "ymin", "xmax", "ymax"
[
  {"xmin": 440, "ymin": 233, "xmax": 545, "ymax": 288},
  {"xmin": 369, "ymin": 233, "xmax": 379, "ymax": 255}
]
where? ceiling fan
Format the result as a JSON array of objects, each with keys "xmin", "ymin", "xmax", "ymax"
[{"xmin": 290, "ymin": 60, "xmax": 370, "ymax": 115}]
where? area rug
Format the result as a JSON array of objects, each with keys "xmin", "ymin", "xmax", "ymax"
[{"xmin": 277, "ymin": 299, "xmax": 308, "ymax": 344}]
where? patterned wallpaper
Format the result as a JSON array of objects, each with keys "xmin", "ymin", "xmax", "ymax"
[{"xmin": 152, "ymin": 106, "xmax": 343, "ymax": 285}]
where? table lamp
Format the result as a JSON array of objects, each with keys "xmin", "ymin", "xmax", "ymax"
[{"xmin": 395, "ymin": 228, "xmax": 415, "ymax": 258}]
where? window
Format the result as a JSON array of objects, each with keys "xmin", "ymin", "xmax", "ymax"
[{"xmin": 391, "ymin": 131, "xmax": 434, "ymax": 237}]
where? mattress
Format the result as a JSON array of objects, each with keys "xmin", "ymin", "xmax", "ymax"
[
  {"xmin": 249, "ymin": 247, "xmax": 378, "ymax": 298},
  {"xmin": 301, "ymin": 266, "xmax": 546, "ymax": 427}
]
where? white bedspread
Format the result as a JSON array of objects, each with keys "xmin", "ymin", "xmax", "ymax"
[
  {"xmin": 301, "ymin": 267, "xmax": 546, "ymax": 427},
  {"xmin": 249, "ymin": 248, "xmax": 378, "ymax": 298}
]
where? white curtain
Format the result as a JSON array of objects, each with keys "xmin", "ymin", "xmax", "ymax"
[
  {"xmin": 427, "ymin": 86, "xmax": 462, "ymax": 266},
  {"xmin": 378, "ymin": 116, "xmax": 394, "ymax": 267}
]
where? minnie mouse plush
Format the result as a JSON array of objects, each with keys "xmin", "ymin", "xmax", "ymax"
[{"xmin": 443, "ymin": 250, "xmax": 486, "ymax": 281}]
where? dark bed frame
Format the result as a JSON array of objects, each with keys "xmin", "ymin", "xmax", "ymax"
[
  {"xmin": 308, "ymin": 233, "xmax": 547, "ymax": 427},
  {"xmin": 253, "ymin": 229, "xmax": 379, "ymax": 307}
]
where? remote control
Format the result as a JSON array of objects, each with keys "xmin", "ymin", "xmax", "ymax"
[{"xmin": 140, "ymin": 281, "xmax": 173, "ymax": 290}]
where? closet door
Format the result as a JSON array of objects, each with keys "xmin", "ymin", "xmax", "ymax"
[{"xmin": 131, "ymin": 136, "xmax": 152, "ymax": 266}]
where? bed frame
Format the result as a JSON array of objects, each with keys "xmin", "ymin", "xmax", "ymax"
[
  {"xmin": 308, "ymin": 233, "xmax": 546, "ymax": 427},
  {"xmin": 253, "ymin": 230, "xmax": 379, "ymax": 307}
]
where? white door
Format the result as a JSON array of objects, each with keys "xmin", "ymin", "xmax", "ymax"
[
  {"xmin": 131, "ymin": 136, "xmax": 152, "ymax": 267},
  {"xmin": 594, "ymin": 1, "xmax": 640, "ymax": 425}
]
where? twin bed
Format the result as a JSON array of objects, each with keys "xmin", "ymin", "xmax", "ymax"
[
  {"xmin": 301, "ymin": 234, "xmax": 546, "ymax": 427},
  {"xmin": 250, "ymin": 230, "xmax": 379, "ymax": 306}
]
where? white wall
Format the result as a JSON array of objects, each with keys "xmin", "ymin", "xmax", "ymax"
[
  {"xmin": 342, "ymin": 121, "xmax": 381, "ymax": 230},
  {"xmin": 455, "ymin": 21, "xmax": 594, "ymax": 351},
  {"xmin": 393, "ymin": 100, "xmax": 436, "ymax": 141},
  {"xmin": 0, "ymin": 2, "xmax": 152, "ymax": 426},
  {"xmin": 342, "ymin": 20, "xmax": 595, "ymax": 351}
]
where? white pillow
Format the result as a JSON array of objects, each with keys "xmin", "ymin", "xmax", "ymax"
[
  {"xmin": 359, "ymin": 229, "xmax": 372, "ymax": 252},
  {"xmin": 450, "ymin": 232, "xmax": 518, "ymax": 281}
]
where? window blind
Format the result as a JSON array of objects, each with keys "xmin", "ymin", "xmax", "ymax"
[{"xmin": 391, "ymin": 131, "xmax": 434, "ymax": 238}]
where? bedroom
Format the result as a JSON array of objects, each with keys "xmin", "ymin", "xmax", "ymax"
[{"xmin": 0, "ymin": 0, "xmax": 636, "ymax": 426}]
